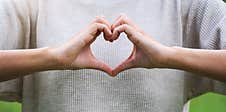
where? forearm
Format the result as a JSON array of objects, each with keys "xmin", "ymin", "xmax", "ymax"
[
  {"xmin": 0, "ymin": 47, "xmax": 58, "ymax": 81},
  {"xmin": 165, "ymin": 47, "xmax": 226, "ymax": 81}
]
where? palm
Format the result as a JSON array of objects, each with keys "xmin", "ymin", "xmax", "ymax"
[
  {"xmin": 70, "ymin": 42, "xmax": 112, "ymax": 74},
  {"xmin": 133, "ymin": 46, "xmax": 153, "ymax": 68},
  {"xmin": 112, "ymin": 45, "xmax": 151, "ymax": 76},
  {"xmin": 70, "ymin": 46, "xmax": 92, "ymax": 68}
]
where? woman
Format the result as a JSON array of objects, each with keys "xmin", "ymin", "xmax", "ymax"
[
  {"xmin": 0, "ymin": 0, "xmax": 225, "ymax": 111},
  {"xmin": 1, "ymin": 15, "xmax": 226, "ymax": 81}
]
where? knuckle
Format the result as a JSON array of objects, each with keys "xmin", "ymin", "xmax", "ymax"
[
  {"xmin": 93, "ymin": 23, "xmax": 101, "ymax": 29},
  {"xmin": 93, "ymin": 22, "xmax": 99, "ymax": 26},
  {"xmin": 114, "ymin": 27, "xmax": 119, "ymax": 32},
  {"xmin": 121, "ymin": 15, "xmax": 128, "ymax": 22},
  {"xmin": 91, "ymin": 22, "xmax": 97, "ymax": 28},
  {"xmin": 133, "ymin": 38, "xmax": 140, "ymax": 46},
  {"xmin": 120, "ymin": 17, "xmax": 126, "ymax": 23}
]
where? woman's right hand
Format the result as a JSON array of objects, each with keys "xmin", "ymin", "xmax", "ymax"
[{"xmin": 50, "ymin": 16, "xmax": 113, "ymax": 75}]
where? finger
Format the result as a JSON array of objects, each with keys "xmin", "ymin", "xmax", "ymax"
[
  {"xmin": 93, "ymin": 16, "xmax": 113, "ymax": 41},
  {"xmin": 111, "ymin": 58, "xmax": 134, "ymax": 77},
  {"xmin": 111, "ymin": 14, "xmax": 124, "ymax": 29},
  {"xmin": 88, "ymin": 16, "xmax": 112, "ymax": 41},
  {"xmin": 94, "ymin": 16, "xmax": 111, "ymax": 29},
  {"xmin": 89, "ymin": 59, "xmax": 113, "ymax": 75},
  {"xmin": 111, "ymin": 26, "xmax": 121, "ymax": 41},
  {"xmin": 115, "ymin": 14, "xmax": 124, "ymax": 22},
  {"xmin": 112, "ymin": 14, "xmax": 144, "ymax": 36},
  {"xmin": 111, "ymin": 14, "xmax": 127, "ymax": 29},
  {"xmin": 89, "ymin": 23, "xmax": 112, "ymax": 41},
  {"xmin": 83, "ymin": 23, "xmax": 112, "ymax": 45},
  {"xmin": 112, "ymin": 24, "xmax": 138, "ymax": 43},
  {"xmin": 112, "ymin": 47, "xmax": 137, "ymax": 76},
  {"xmin": 111, "ymin": 14, "xmax": 137, "ymax": 30},
  {"xmin": 96, "ymin": 23, "xmax": 112, "ymax": 41}
]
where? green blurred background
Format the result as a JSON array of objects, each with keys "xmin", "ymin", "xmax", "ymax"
[
  {"xmin": 0, "ymin": 0, "xmax": 225, "ymax": 112},
  {"xmin": 0, "ymin": 101, "xmax": 21, "ymax": 112}
]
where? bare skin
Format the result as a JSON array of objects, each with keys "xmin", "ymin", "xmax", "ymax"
[
  {"xmin": 110, "ymin": 14, "xmax": 226, "ymax": 82},
  {"xmin": 0, "ymin": 16, "xmax": 113, "ymax": 81},
  {"xmin": 0, "ymin": 15, "xmax": 226, "ymax": 82}
]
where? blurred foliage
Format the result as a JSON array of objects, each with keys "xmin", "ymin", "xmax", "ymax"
[{"xmin": 0, "ymin": 101, "xmax": 21, "ymax": 112}]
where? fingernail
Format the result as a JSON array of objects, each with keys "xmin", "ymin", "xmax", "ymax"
[{"xmin": 111, "ymin": 25, "xmax": 114, "ymax": 29}]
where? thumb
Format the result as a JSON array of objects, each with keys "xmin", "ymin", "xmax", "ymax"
[
  {"xmin": 88, "ymin": 58, "xmax": 113, "ymax": 75},
  {"xmin": 112, "ymin": 58, "xmax": 134, "ymax": 77},
  {"xmin": 112, "ymin": 50, "xmax": 136, "ymax": 77}
]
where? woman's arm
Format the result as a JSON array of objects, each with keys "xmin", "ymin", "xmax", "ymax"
[
  {"xmin": 166, "ymin": 47, "xmax": 226, "ymax": 81},
  {"xmin": 0, "ymin": 16, "xmax": 112, "ymax": 82},
  {"xmin": 111, "ymin": 14, "xmax": 226, "ymax": 82},
  {"xmin": 0, "ymin": 48, "xmax": 57, "ymax": 81}
]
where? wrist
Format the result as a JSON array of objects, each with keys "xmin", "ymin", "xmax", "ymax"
[
  {"xmin": 160, "ymin": 46, "xmax": 183, "ymax": 69},
  {"xmin": 157, "ymin": 46, "xmax": 178, "ymax": 68},
  {"xmin": 44, "ymin": 47, "xmax": 66, "ymax": 70}
]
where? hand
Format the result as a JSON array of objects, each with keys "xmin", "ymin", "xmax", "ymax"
[
  {"xmin": 110, "ymin": 14, "xmax": 172, "ymax": 76},
  {"xmin": 50, "ymin": 16, "xmax": 113, "ymax": 74}
]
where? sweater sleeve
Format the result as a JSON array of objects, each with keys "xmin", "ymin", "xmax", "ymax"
[
  {"xmin": 181, "ymin": 0, "xmax": 226, "ymax": 97},
  {"xmin": 182, "ymin": 0, "xmax": 226, "ymax": 49},
  {"xmin": 0, "ymin": 0, "xmax": 31, "ymax": 102}
]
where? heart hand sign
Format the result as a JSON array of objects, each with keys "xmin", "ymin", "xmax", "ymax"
[{"xmin": 50, "ymin": 14, "xmax": 171, "ymax": 77}]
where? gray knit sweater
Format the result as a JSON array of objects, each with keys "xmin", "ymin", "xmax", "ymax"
[{"xmin": 0, "ymin": 0, "xmax": 225, "ymax": 112}]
